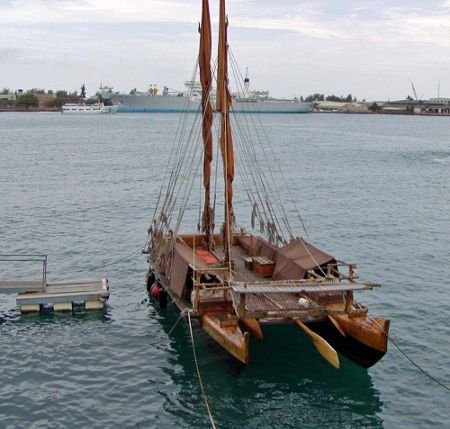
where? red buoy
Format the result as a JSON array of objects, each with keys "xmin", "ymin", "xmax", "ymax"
[{"xmin": 150, "ymin": 283, "xmax": 160, "ymax": 299}]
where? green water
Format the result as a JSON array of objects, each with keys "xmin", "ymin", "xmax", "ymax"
[{"xmin": 0, "ymin": 112, "xmax": 449, "ymax": 428}]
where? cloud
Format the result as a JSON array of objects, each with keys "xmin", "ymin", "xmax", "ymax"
[
  {"xmin": 0, "ymin": 0, "xmax": 198, "ymax": 25},
  {"xmin": 234, "ymin": 16, "xmax": 345, "ymax": 39},
  {"xmin": 0, "ymin": 0, "xmax": 449, "ymax": 99}
]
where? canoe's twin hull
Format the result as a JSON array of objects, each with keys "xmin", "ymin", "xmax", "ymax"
[
  {"xmin": 308, "ymin": 318, "xmax": 389, "ymax": 368},
  {"xmin": 197, "ymin": 311, "xmax": 389, "ymax": 369},
  {"xmin": 185, "ymin": 297, "xmax": 388, "ymax": 369},
  {"xmin": 201, "ymin": 312, "xmax": 250, "ymax": 364}
]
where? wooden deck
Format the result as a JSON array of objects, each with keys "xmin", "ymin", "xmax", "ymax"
[{"xmin": 214, "ymin": 243, "xmax": 370, "ymax": 321}]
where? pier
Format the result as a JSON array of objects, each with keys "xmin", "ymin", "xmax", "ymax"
[{"xmin": 0, "ymin": 255, "xmax": 109, "ymax": 313}]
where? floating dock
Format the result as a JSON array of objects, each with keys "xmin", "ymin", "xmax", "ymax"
[
  {"xmin": 0, "ymin": 255, "xmax": 110, "ymax": 313},
  {"xmin": 15, "ymin": 279, "xmax": 110, "ymax": 313}
]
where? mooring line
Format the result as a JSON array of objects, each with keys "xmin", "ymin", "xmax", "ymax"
[
  {"xmin": 148, "ymin": 312, "xmax": 184, "ymax": 347},
  {"xmin": 94, "ymin": 246, "xmax": 144, "ymax": 270},
  {"xmin": 187, "ymin": 311, "xmax": 217, "ymax": 429},
  {"xmin": 389, "ymin": 336, "xmax": 449, "ymax": 391},
  {"xmin": 371, "ymin": 318, "xmax": 449, "ymax": 392}
]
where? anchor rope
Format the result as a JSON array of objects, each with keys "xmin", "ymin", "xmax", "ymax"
[
  {"xmin": 371, "ymin": 318, "xmax": 449, "ymax": 392},
  {"xmin": 147, "ymin": 311, "xmax": 183, "ymax": 347},
  {"xmin": 187, "ymin": 311, "xmax": 217, "ymax": 429}
]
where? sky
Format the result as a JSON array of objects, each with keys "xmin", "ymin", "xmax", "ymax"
[{"xmin": 1, "ymin": 0, "xmax": 450, "ymax": 101}]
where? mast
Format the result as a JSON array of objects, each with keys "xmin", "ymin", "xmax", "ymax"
[
  {"xmin": 216, "ymin": 0, "xmax": 234, "ymax": 263},
  {"xmin": 199, "ymin": 0, "xmax": 214, "ymax": 248}
]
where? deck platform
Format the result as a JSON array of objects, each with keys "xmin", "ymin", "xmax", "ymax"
[
  {"xmin": 0, "ymin": 280, "xmax": 46, "ymax": 293},
  {"xmin": 16, "ymin": 279, "xmax": 110, "ymax": 312},
  {"xmin": 0, "ymin": 255, "xmax": 109, "ymax": 313}
]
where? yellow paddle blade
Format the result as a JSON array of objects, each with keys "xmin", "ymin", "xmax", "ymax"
[{"xmin": 293, "ymin": 319, "xmax": 340, "ymax": 369}]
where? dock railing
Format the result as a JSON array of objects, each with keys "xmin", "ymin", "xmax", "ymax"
[{"xmin": 0, "ymin": 254, "xmax": 48, "ymax": 293}]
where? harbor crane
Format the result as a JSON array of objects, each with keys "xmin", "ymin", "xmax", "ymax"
[{"xmin": 409, "ymin": 79, "xmax": 418, "ymax": 100}]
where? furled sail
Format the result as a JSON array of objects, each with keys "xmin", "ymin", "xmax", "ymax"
[
  {"xmin": 216, "ymin": 0, "xmax": 234, "ymax": 261},
  {"xmin": 199, "ymin": 0, "xmax": 214, "ymax": 247}
]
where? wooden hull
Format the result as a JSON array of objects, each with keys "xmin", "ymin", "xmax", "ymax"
[
  {"xmin": 307, "ymin": 317, "xmax": 389, "ymax": 368},
  {"xmin": 332, "ymin": 315, "xmax": 389, "ymax": 354},
  {"xmin": 187, "ymin": 317, "xmax": 248, "ymax": 376},
  {"xmin": 198, "ymin": 314, "xmax": 388, "ymax": 369},
  {"xmin": 200, "ymin": 312, "xmax": 250, "ymax": 364}
]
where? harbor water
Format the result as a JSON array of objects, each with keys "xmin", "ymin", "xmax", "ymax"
[{"xmin": 0, "ymin": 112, "xmax": 449, "ymax": 428}]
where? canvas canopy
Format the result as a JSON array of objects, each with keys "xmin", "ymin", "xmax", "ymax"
[
  {"xmin": 272, "ymin": 238, "xmax": 336, "ymax": 280},
  {"xmin": 170, "ymin": 242, "xmax": 220, "ymax": 298},
  {"xmin": 238, "ymin": 235, "xmax": 277, "ymax": 260}
]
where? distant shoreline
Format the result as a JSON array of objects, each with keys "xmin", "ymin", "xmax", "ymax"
[
  {"xmin": 0, "ymin": 108, "xmax": 60, "ymax": 113},
  {"xmin": 1, "ymin": 108, "xmax": 448, "ymax": 117}
]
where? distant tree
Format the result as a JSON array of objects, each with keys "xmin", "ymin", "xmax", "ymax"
[
  {"xmin": 1, "ymin": 88, "xmax": 10, "ymax": 95},
  {"xmin": 16, "ymin": 93, "xmax": 39, "ymax": 108},
  {"xmin": 56, "ymin": 90, "xmax": 68, "ymax": 98},
  {"xmin": 326, "ymin": 94, "xmax": 342, "ymax": 102},
  {"xmin": 305, "ymin": 93, "xmax": 324, "ymax": 102},
  {"xmin": 0, "ymin": 98, "xmax": 12, "ymax": 108},
  {"xmin": 47, "ymin": 89, "xmax": 54, "ymax": 95},
  {"xmin": 368, "ymin": 102, "xmax": 381, "ymax": 112},
  {"xmin": 345, "ymin": 94, "xmax": 352, "ymax": 102},
  {"xmin": 45, "ymin": 98, "xmax": 65, "ymax": 108},
  {"xmin": 28, "ymin": 88, "xmax": 45, "ymax": 94}
]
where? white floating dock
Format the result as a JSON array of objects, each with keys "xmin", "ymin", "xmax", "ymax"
[
  {"xmin": 15, "ymin": 279, "xmax": 110, "ymax": 313},
  {"xmin": 0, "ymin": 255, "xmax": 110, "ymax": 313}
]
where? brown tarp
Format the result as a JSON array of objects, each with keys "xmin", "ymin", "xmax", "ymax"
[
  {"xmin": 170, "ymin": 242, "xmax": 220, "ymax": 298},
  {"xmin": 238, "ymin": 235, "xmax": 277, "ymax": 261},
  {"xmin": 272, "ymin": 238, "xmax": 336, "ymax": 280}
]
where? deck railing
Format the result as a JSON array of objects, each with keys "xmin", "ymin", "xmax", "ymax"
[{"xmin": 0, "ymin": 254, "xmax": 48, "ymax": 293}]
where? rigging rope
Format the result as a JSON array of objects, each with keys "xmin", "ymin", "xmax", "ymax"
[
  {"xmin": 187, "ymin": 311, "xmax": 218, "ymax": 429},
  {"xmin": 229, "ymin": 48, "xmax": 309, "ymax": 240},
  {"xmin": 228, "ymin": 52, "xmax": 292, "ymax": 243},
  {"xmin": 147, "ymin": 61, "xmax": 200, "ymax": 235}
]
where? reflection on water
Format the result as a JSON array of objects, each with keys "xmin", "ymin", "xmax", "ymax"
[
  {"xmin": 0, "ymin": 305, "xmax": 111, "ymax": 325},
  {"xmin": 149, "ymin": 301, "xmax": 384, "ymax": 429}
]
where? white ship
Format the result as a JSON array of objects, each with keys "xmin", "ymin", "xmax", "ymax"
[
  {"xmin": 100, "ymin": 77, "xmax": 311, "ymax": 113},
  {"xmin": 61, "ymin": 102, "xmax": 118, "ymax": 114}
]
